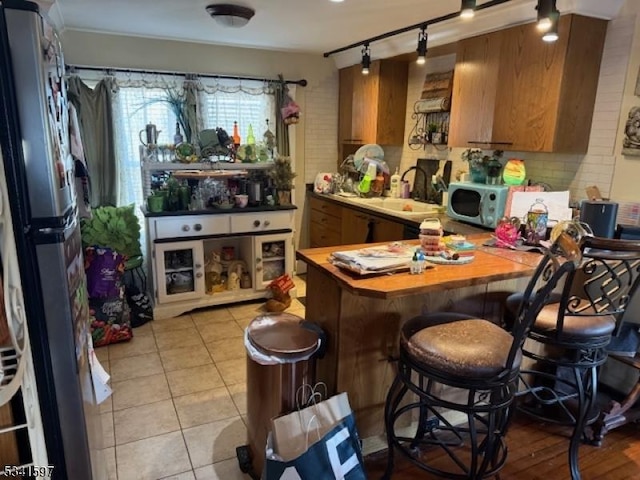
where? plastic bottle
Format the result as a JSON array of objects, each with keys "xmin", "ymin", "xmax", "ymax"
[
  {"xmin": 173, "ymin": 122, "xmax": 183, "ymax": 145},
  {"xmin": 246, "ymin": 124, "xmax": 256, "ymax": 145},
  {"xmin": 358, "ymin": 163, "xmax": 377, "ymax": 194},
  {"xmin": 390, "ymin": 167, "xmax": 400, "ymax": 198}
]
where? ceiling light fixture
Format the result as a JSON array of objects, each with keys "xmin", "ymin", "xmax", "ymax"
[
  {"xmin": 205, "ymin": 4, "xmax": 255, "ymax": 28},
  {"xmin": 460, "ymin": 0, "xmax": 476, "ymax": 19},
  {"xmin": 416, "ymin": 27, "xmax": 428, "ymax": 65},
  {"xmin": 542, "ymin": 9, "xmax": 559, "ymax": 42},
  {"xmin": 329, "ymin": 0, "xmax": 345, "ymax": 2},
  {"xmin": 536, "ymin": 0, "xmax": 556, "ymax": 31},
  {"xmin": 361, "ymin": 44, "xmax": 371, "ymax": 75}
]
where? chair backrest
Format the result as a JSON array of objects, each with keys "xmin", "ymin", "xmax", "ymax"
[
  {"xmin": 506, "ymin": 233, "xmax": 581, "ymax": 371},
  {"xmin": 555, "ymin": 235, "xmax": 640, "ymax": 337}
]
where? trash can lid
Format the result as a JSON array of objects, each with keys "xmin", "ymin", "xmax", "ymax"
[{"xmin": 247, "ymin": 313, "xmax": 319, "ymax": 358}]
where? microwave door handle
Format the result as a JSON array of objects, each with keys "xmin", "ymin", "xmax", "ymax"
[{"xmin": 478, "ymin": 193, "xmax": 485, "ymax": 225}]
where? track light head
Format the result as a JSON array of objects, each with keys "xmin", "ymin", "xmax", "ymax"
[
  {"xmin": 361, "ymin": 44, "xmax": 371, "ymax": 75},
  {"xmin": 460, "ymin": 0, "xmax": 476, "ymax": 19},
  {"xmin": 416, "ymin": 27, "xmax": 427, "ymax": 65},
  {"xmin": 542, "ymin": 9, "xmax": 559, "ymax": 42},
  {"xmin": 536, "ymin": 0, "xmax": 556, "ymax": 31}
]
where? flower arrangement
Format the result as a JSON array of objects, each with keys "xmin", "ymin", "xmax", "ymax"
[{"xmin": 461, "ymin": 149, "xmax": 504, "ymax": 169}]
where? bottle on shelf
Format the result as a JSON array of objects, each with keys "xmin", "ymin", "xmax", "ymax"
[
  {"xmin": 174, "ymin": 122, "xmax": 183, "ymax": 145},
  {"xmin": 246, "ymin": 123, "xmax": 255, "ymax": 145},
  {"xmin": 232, "ymin": 121, "xmax": 241, "ymax": 146}
]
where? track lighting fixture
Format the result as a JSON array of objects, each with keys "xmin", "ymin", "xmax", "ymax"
[
  {"xmin": 361, "ymin": 44, "xmax": 371, "ymax": 75},
  {"xmin": 542, "ymin": 9, "xmax": 559, "ymax": 42},
  {"xmin": 416, "ymin": 27, "xmax": 427, "ymax": 65},
  {"xmin": 536, "ymin": 0, "xmax": 556, "ymax": 31},
  {"xmin": 460, "ymin": 0, "xmax": 476, "ymax": 19}
]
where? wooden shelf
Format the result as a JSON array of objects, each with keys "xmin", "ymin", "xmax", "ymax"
[{"xmin": 142, "ymin": 161, "xmax": 274, "ymax": 171}]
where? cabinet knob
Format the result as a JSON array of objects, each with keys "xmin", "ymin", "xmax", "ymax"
[
  {"xmin": 253, "ymin": 220, "xmax": 261, "ymax": 227},
  {"xmin": 195, "ymin": 263, "xmax": 202, "ymax": 269},
  {"xmin": 194, "ymin": 223, "xmax": 202, "ymax": 231},
  {"xmin": 264, "ymin": 220, "xmax": 271, "ymax": 227},
  {"xmin": 195, "ymin": 272, "xmax": 203, "ymax": 278},
  {"xmin": 256, "ymin": 257, "xmax": 262, "ymax": 263},
  {"xmin": 256, "ymin": 266, "xmax": 263, "ymax": 272},
  {"xmin": 182, "ymin": 225, "xmax": 190, "ymax": 232}
]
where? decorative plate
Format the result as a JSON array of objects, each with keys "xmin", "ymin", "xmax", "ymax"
[
  {"xmin": 175, "ymin": 143, "xmax": 197, "ymax": 163},
  {"xmin": 354, "ymin": 144, "xmax": 384, "ymax": 172},
  {"xmin": 425, "ymin": 255, "xmax": 475, "ymax": 265}
]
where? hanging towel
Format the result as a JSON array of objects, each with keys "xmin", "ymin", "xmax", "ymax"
[{"xmin": 69, "ymin": 102, "xmax": 92, "ymax": 218}]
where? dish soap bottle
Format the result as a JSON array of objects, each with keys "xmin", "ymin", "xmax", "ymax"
[
  {"xmin": 358, "ymin": 163, "xmax": 377, "ymax": 195},
  {"xmin": 390, "ymin": 167, "xmax": 400, "ymax": 198}
]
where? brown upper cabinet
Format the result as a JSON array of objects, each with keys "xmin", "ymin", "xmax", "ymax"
[
  {"xmin": 448, "ymin": 14, "xmax": 607, "ymax": 153},
  {"xmin": 338, "ymin": 60, "xmax": 409, "ymax": 147}
]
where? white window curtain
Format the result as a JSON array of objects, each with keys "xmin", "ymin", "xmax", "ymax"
[{"xmin": 196, "ymin": 77, "xmax": 276, "ymax": 145}]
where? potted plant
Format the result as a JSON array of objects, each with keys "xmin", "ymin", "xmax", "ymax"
[
  {"xmin": 268, "ymin": 155, "xmax": 296, "ymax": 205},
  {"xmin": 461, "ymin": 149, "xmax": 503, "ymax": 183},
  {"xmin": 427, "ymin": 123, "xmax": 439, "ymax": 143}
]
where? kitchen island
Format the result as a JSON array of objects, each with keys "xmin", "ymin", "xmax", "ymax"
[{"xmin": 296, "ymin": 236, "xmax": 541, "ymax": 450}]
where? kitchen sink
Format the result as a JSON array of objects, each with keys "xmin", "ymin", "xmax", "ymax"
[{"xmin": 337, "ymin": 196, "xmax": 441, "ymax": 218}]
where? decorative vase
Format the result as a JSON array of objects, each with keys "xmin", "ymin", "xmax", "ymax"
[
  {"xmin": 469, "ymin": 166, "xmax": 487, "ymax": 184},
  {"xmin": 277, "ymin": 190, "xmax": 292, "ymax": 205},
  {"xmin": 485, "ymin": 158, "xmax": 503, "ymax": 185}
]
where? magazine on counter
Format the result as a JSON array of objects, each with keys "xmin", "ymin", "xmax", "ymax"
[{"xmin": 328, "ymin": 243, "xmax": 417, "ymax": 275}]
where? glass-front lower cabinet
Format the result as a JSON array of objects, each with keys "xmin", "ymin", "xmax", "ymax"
[
  {"xmin": 254, "ymin": 233, "xmax": 293, "ymax": 290},
  {"xmin": 155, "ymin": 240, "xmax": 206, "ymax": 303}
]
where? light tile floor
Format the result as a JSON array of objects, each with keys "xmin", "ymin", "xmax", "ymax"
[{"xmin": 96, "ymin": 275, "xmax": 306, "ymax": 480}]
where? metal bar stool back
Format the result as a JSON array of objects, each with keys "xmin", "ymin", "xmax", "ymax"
[
  {"xmin": 383, "ymin": 234, "xmax": 580, "ymax": 479},
  {"xmin": 514, "ymin": 234, "xmax": 640, "ymax": 480}
]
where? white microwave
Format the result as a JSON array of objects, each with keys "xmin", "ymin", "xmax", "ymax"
[{"xmin": 446, "ymin": 182, "xmax": 510, "ymax": 229}]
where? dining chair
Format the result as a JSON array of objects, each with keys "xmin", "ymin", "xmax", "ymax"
[
  {"xmin": 591, "ymin": 224, "xmax": 640, "ymax": 445},
  {"xmin": 382, "ymin": 233, "xmax": 580, "ymax": 479},
  {"xmin": 510, "ymin": 234, "xmax": 640, "ymax": 480}
]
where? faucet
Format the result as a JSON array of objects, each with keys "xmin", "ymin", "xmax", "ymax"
[{"xmin": 400, "ymin": 166, "xmax": 429, "ymax": 202}]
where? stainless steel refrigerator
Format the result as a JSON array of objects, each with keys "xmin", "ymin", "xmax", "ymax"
[{"xmin": 0, "ymin": 1, "xmax": 103, "ymax": 478}]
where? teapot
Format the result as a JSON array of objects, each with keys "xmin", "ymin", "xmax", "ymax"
[{"xmin": 140, "ymin": 123, "xmax": 161, "ymax": 147}]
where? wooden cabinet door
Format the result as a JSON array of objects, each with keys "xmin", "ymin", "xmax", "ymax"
[
  {"xmin": 448, "ymin": 31, "xmax": 503, "ymax": 148},
  {"xmin": 376, "ymin": 60, "xmax": 410, "ymax": 145},
  {"xmin": 492, "ymin": 17, "xmax": 570, "ymax": 152},
  {"xmin": 338, "ymin": 66, "xmax": 356, "ymax": 143},
  {"xmin": 351, "ymin": 61, "xmax": 380, "ymax": 144},
  {"xmin": 372, "ymin": 217, "xmax": 405, "ymax": 243},
  {"xmin": 155, "ymin": 240, "xmax": 206, "ymax": 303},
  {"xmin": 341, "ymin": 209, "xmax": 372, "ymax": 245}
]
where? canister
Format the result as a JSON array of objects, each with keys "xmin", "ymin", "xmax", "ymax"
[{"xmin": 524, "ymin": 198, "xmax": 548, "ymax": 244}]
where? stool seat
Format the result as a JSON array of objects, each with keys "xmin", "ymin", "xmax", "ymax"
[
  {"xmin": 408, "ymin": 319, "xmax": 520, "ymax": 378},
  {"xmin": 506, "ymin": 293, "xmax": 616, "ymax": 338},
  {"xmin": 383, "ymin": 234, "xmax": 581, "ymax": 480}
]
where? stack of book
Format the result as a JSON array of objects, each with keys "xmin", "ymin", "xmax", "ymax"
[{"xmin": 443, "ymin": 236, "xmax": 476, "ymax": 257}]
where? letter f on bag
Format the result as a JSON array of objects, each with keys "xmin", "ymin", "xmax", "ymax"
[{"xmin": 326, "ymin": 426, "xmax": 360, "ymax": 479}]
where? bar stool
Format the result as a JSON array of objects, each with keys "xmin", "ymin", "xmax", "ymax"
[
  {"xmin": 506, "ymin": 235, "xmax": 640, "ymax": 480},
  {"xmin": 383, "ymin": 233, "xmax": 580, "ymax": 479}
]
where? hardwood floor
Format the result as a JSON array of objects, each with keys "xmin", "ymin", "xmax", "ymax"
[{"xmin": 364, "ymin": 415, "xmax": 640, "ymax": 479}]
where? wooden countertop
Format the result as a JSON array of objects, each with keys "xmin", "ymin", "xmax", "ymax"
[{"xmin": 296, "ymin": 234, "xmax": 540, "ymax": 299}]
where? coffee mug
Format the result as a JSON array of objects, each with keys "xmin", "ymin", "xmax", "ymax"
[{"xmin": 235, "ymin": 194, "xmax": 248, "ymax": 208}]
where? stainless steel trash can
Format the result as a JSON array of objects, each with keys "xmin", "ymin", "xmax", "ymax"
[{"xmin": 242, "ymin": 312, "xmax": 322, "ymax": 476}]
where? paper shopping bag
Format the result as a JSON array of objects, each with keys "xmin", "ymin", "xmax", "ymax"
[
  {"xmin": 264, "ymin": 412, "xmax": 366, "ymax": 480},
  {"xmin": 272, "ymin": 392, "xmax": 353, "ymax": 462}
]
